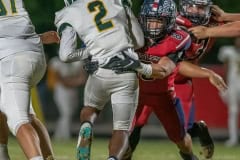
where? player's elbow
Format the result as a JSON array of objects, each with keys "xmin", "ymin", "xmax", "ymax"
[{"xmin": 59, "ymin": 51, "xmax": 70, "ymax": 62}]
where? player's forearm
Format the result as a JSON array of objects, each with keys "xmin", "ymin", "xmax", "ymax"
[
  {"xmin": 157, "ymin": 57, "xmax": 176, "ymax": 77},
  {"xmin": 149, "ymin": 57, "xmax": 176, "ymax": 79},
  {"xmin": 206, "ymin": 21, "xmax": 240, "ymax": 37},
  {"xmin": 178, "ymin": 61, "xmax": 212, "ymax": 78},
  {"xmin": 221, "ymin": 13, "xmax": 240, "ymax": 22},
  {"xmin": 59, "ymin": 49, "xmax": 87, "ymax": 63}
]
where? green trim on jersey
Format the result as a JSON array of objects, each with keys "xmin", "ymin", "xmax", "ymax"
[
  {"xmin": 10, "ymin": 0, "xmax": 17, "ymax": 13},
  {"xmin": 0, "ymin": 0, "xmax": 7, "ymax": 16},
  {"xmin": 122, "ymin": 0, "xmax": 132, "ymax": 8},
  {"xmin": 58, "ymin": 23, "xmax": 73, "ymax": 37},
  {"xmin": 0, "ymin": 0, "xmax": 17, "ymax": 16},
  {"xmin": 131, "ymin": 0, "xmax": 144, "ymax": 16}
]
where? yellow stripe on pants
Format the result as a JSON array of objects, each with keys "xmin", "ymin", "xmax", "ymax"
[{"xmin": 31, "ymin": 87, "xmax": 45, "ymax": 123}]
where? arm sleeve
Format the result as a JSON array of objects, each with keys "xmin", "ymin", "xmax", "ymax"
[
  {"xmin": 124, "ymin": 6, "xmax": 145, "ymax": 50},
  {"xmin": 58, "ymin": 25, "xmax": 88, "ymax": 62}
]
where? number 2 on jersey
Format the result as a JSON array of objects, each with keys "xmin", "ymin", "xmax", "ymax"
[
  {"xmin": 88, "ymin": 0, "xmax": 114, "ymax": 32},
  {"xmin": 0, "ymin": 0, "xmax": 17, "ymax": 16}
]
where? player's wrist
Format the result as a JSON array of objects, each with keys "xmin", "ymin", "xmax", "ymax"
[{"xmin": 136, "ymin": 63, "xmax": 152, "ymax": 77}]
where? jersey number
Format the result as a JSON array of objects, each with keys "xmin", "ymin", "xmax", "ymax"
[
  {"xmin": 0, "ymin": 0, "xmax": 17, "ymax": 16},
  {"xmin": 88, "ymin": 0, "xmax": 113, "ymax": 32}
]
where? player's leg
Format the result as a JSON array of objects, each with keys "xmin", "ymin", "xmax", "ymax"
[
  {"xmin": 122, "ymin": 102, "xmax": 152, "ymax": 160},
  {"xmin": 0, "ymin": 112, "xmax": 10, "ymax": 160},
  {"xmin": 130, "ymin": 105, "xmax": 152, "ymax": 151},
  {"xmin": 77, "ymin": 73, "xmax": 108, "ymax": 160},
  {"xmin": 0, "ymin": 52, "xmax": 46, "ymax": 160},
  {"xmin": 109, "ymin": 73, "xmax": 138, "ymax": 160},
  {"xmin": 29, "ymin": 93, "xmax": 55, "ymax": 160},
  {"xmin": 0, "ymin": 106, "xmax": 54, "ymax": 160},
  {"xmin": 77, "ymin": 107, "xmax": 99, "ymax": 160},
  {"xmin": 153, "ymin": 94, "xmax": 198, "ymax": 160},
  {"xmin": 30, "ymin": 114, "xmax": 55, "ymax": 160},
  {"xmin": 176, "ymin": 83, "xmax": 214, "ymax": 158}
]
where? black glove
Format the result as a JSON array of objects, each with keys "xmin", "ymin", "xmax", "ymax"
[
  {"xmin": 110, "ymin": 52, "xmax": 141, "ymax": 74},
  {"xmin": 83, "ymin": 56, "xmax": 98, "ymax": 74}
]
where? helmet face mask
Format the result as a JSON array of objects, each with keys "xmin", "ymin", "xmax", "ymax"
[
  {"xmin": 141, "ymin": 16, "xmax": 168, "ymax": 40},
  {"xmin": 179, "ymin": 0, "xmax": 212, "ymax": 25},
  {"xmin": 64, "ymin": 0, "xmax": 76, "ymax": 6},
  {"xmin": 139, "ymin": 0, "xmax": 177, "ymax": 43}
]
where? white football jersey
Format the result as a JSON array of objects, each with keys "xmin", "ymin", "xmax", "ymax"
[
  {"xmin": 0, "ymin": 0, "xmax": 43, "ymax": 59},
  {"xmin": 55, "ymin": 0, "xmax": 142, "ymax": 61}
]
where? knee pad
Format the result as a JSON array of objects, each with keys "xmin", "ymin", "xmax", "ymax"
[{"xmin": 6, "ymin": 112, "xmax": 31, "ymax": 136}]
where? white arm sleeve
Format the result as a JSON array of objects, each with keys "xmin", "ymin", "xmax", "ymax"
[
  {"xmin": 125, "ymin": 6, "xmax": 145, "ymax": 50},
  {"xmin": 59, "ymin": 26, "xmax": 88, "ymax": 62}
]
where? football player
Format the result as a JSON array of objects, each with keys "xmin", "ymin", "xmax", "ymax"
[
  {"xmin": 122, "ymin": 0, "xmax": 199, "ymax": 159},
  {"xmin": 55, "ymin": 0, "xmax": 167, "ymax": 160},
  {"xmin": 0, "ymin": 31, "xmax": 59, "ymax": 160},
  {"xmin": 176, "ymin": 0, "xmax": 220, "ymax": 158},
  {"xmin": 122, "ymin": 0, "xmax": 227, "ymax": 159},
  {"xmin": 189, "ymin": 4, "xmax": 240, "ymax": 39},
  {"xmin": 0, "ymin": 0, "xmax": 48, "ymax": 159}
]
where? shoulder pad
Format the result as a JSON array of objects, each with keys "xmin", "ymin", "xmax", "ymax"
[
  {"xmin": 54, "ymin": 8, "xmax": 66, "ymax": 27},
  {"xmin": 55, "ymin": 8, "xmax": 73, "ymax": 36},
  {"xmin": 176, "ymin": 15, "xmax": 193, "ymax": 28},
  {"xmin": 169, "ymin": 29, "xmax": 191, "ymax": 51}
]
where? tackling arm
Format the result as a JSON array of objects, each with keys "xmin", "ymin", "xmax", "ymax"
[
  {"xmin": 189, "ymin": 21, "xmax": 240, "ymax": 39},
  {"xmin": 211, "ymin": 5, "xmax": 240, "ymax": 22},
  {"xmin": 151, "ymin": 56, "xmax": 176, "ymax": 79},
  {"xmin": 178, "ymin": 61, "xmax": 228, "ymax": 92}
]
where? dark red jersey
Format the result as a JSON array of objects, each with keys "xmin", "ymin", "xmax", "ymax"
[
  {"xmin": 175, "ymin": 15, "xmax": 220, "ymax": 83},
  {"xmin": 137, "ymin": 28, "xmax": 191, "ymax": 95},
  {"xmin": 176, "ymin": 15, "xmax": 218, "ymax": 63}
]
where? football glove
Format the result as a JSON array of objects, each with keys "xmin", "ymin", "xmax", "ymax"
[
  {"xmin": 83, "ymin": 56, "xmax": 98, "ymax": 74},
  {"xmin": 110, "ymin": 52, "xmax": 141, "ymax": 74}
]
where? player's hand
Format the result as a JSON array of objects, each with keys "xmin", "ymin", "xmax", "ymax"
[
  {"xmin": 211, "ymin": 5, "xmax": 226, "ymax": 22},
  {"xmin": 150, "ymin": 63, "xmax": 168, "ymax": 79},
  {"xmin": 40, "ymin": 31, "xmax": 60, "ymax": 44},
  {"xmin": 151, "ymin": 57, "xmax": 176, "ymax": 79},
  {"xmin": 112, "ymin": 52, "xmax": 141, "ymax": 74},
  {"xmin": 188, "ymin": 26, "xmax": 209, "ymax": 39},
  {"xmin": 83, "ymin": 56, "xmax": 98, "ymax": 74},
  {"xmin": 208, "ymin": 72, "xmax": 228, "ymax": 92}
]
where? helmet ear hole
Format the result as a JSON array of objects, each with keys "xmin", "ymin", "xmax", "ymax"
[{"xmin": 139, "ymin": 0, "xmax": 177, "ymax": 42}]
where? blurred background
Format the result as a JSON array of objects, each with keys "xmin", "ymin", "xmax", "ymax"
[{"xmin": 25, "ymin": 0, "xmax": 240, "ymax": 142}]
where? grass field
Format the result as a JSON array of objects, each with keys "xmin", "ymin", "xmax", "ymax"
[{"xmin": 8, "ymin": 137, "xmax": 240, "ymax": 160}]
